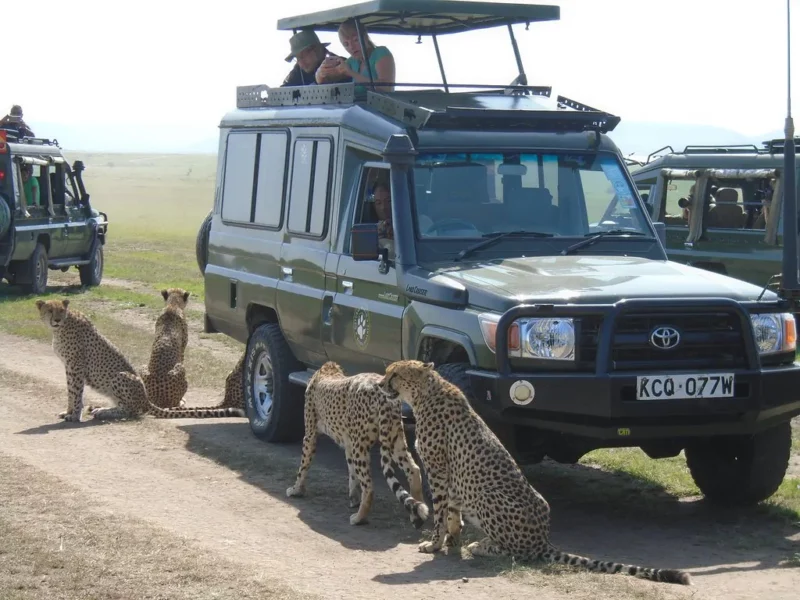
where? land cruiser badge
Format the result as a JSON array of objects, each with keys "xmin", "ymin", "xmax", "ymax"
[{"xmin": 353, "ymin": 308, "xmax": 371, "ymax": 348}]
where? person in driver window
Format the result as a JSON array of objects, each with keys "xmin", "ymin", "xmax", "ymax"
[
  {"xmin": 373, "ymin": 181, "xmax": 393, "ymax": 240},
  {"xmin": 20, "ymin": 164, "xmax": 40, "ymax": 207}
]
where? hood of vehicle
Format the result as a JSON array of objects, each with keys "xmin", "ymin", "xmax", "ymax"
[{"xmin": 420, "ymin": 255, "xmax": 776, "ymax": 311}]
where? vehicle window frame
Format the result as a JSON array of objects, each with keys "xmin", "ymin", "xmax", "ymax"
[
  {"xmin": 219, "ymin": 128, "xmax": 291, "ymax": 231},
  {"xmin": 286, "ymin": 135, "xmax": 334, "ymax": 240},
  {"xmin": 344, "ymin": 162, "xmax": 391, "ymax": 258}
]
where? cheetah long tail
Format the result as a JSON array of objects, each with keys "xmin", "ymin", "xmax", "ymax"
[
  {"xmin": 148, "ymin": 405, "xmax": 246, "ymax": 419},
  {"xmin": 378, "ymin": 443, "xmax": 430, "ymax": 528},
  {"xmin": 541, "ymin": 546, "xmax": 691, "ymax": 585}
]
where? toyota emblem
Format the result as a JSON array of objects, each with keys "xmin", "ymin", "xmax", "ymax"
[{"xmin": 649, "ymin": 326, "xmax": 681, "ymax": 350}]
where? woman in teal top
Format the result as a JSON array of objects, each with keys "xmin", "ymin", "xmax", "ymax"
[{"xmin": 315, "ymin": 19, "xmax": 396, "ymax": 93}]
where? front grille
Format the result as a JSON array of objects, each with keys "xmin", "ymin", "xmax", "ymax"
[{"xmin": 578, "ymin": 311, "xmax": 748, "ymax": 372}]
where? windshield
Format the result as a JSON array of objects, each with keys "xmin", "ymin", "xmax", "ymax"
[{"xmin": 411, "ymin": 151, "xmax": 651, "ymax": 239}]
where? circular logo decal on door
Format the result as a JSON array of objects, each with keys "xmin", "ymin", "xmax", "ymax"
[{"xmin": 353, "ymin": 308, "xmax": 371, "ymax": 349}]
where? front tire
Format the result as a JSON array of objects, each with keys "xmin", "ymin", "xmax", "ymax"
[
  {"xmin": 243, "ymin": 323, "xmax": 305, "ymax": 443},
  {"xmin": 79, "ymin": 243, "xmax": 104, "ymax": 287},
  {"xmin": 685, "ymin": 422, "xmax": 792, "ymax": 506}
]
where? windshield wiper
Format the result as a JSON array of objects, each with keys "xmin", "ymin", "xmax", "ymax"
[
  {"xmin": 455, "ymin": 230, "xmax": 554, "ymax": 262},
  {"xmin": 560, "ymin": 229, "xmax": 649, "ymax": 256}
]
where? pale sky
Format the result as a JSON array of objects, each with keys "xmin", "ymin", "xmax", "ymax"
[{"xmin": 4, "ymin": 0, "xmax": 799, "ymax": 148}]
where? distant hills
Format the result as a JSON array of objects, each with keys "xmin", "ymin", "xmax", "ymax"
[{"xmin": 24, "ymin": 118, "xmax": 786, "ymax": 158}]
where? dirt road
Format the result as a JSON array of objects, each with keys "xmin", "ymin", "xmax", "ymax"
[{"xmin": 1, "ymin": 331, "xmax": 798, "ymax": 600}]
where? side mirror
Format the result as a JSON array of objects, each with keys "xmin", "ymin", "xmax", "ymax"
[
  {"xmin": 652, "ymin": 221, "xmax": 666, "ymax": 247},
  {"xmin": 351, "ymin": 223, "xmax": 379, "ymax": 261}
]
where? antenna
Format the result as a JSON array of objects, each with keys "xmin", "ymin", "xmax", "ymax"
[{"xmin": 781, "ymin": 0, "xmax": 800, "ymax": 296}]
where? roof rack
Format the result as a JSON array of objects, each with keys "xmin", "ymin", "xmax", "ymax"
[
  {"xmin": 681, "ymin": 144, "xmax": 761, "ymax": 154},
  {"xmin": 763, "ymin": 137, "xmax": 800, "ymax": 153},
  {"xmin": 234, "ymin": 82, "xmax": 620, "ymax": 134},
  {"xmin": 0, "ymin": 129, "xmax": 61, "ymax": 148}
]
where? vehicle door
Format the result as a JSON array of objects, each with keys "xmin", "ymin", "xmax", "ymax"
[
  {"xmin": 275, "ymin": 132, "xmax": 336, "ymax": 366},
  {"xmin": 322, "ymin": 164, "xmax": 404, "ymax": 374},
  {"xmin": 689, "ymin": 178, "xmax": 779, "ymax": 285}
]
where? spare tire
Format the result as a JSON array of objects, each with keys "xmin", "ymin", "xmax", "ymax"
[
  {"xmin": 195, "ymin": 210, "xmax": 212, "ymax": 275},
  {"xmin": 0, "ymin": 195, "xmax": 11, "ymax": 240}
]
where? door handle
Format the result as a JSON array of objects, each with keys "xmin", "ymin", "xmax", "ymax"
[
  {"xmin": 342, "ymin": 280, "xmax": 353, "ymax": 294},
  {"xmin": 281, "ymin": 266, "xmax": 293, "ymax": 280}
]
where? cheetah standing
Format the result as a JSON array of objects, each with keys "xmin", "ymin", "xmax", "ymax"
[
  {"xmin": 286, "ymin": 361, "xmax": 429, "ymax": 528},
  {"xmin": 377, "ymin": 360, "xmax": 691, "ymax": 586},
  {"xmin": 36, "ymin": 299, "xmax": 244, "ymax": 421}
]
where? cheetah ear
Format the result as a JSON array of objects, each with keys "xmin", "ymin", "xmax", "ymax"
[
  {"xmin": 182, "ymin": 291, "xmax": 190, "ymax": 303},
  {"xmin": 423, "ymin": 362, "xmax": 434, "ymax": 371},
  {"xmin": 35, "ymin": 299, "xmax": 44, "ymax": 310},
  {"xmin": 161, "ymin": 289, "xmax": 169, "ymax": 301},
  {"xmin": 61, "ymin": 298, "xmax": 70, "ymax": 309}
]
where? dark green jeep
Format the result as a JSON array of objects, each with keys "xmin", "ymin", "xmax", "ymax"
[
  {"xmin": 200, "ymin": 1, "xmax": 800, "ymax": 507},
  {"xmin": 0, "ymin": 130, "xmax": 108, "ymax": 294},
  {"xmin": 629, "ymin": 141, "xmax": 796, "ymax": 288}
]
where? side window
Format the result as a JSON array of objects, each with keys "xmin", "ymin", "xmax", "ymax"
[
  {"xmin": 221, "ymin": 130, "xmax": 288, "ymax": 228},
  {"xmin": 221, "ymin": 132, "xmax": 257, "ymax": 223},
  {"xmin": 287, "ymin": 138, "xmax": 332, "ymax": 238},
  {"xmin": 663, "ymin": 179, "xmax": 693, "ymax": 226},
  {"xmin": 346, "ymin": 166, "xmax": 392, "ymax": 259}
]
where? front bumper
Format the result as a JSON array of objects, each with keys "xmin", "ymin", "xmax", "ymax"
[
  {"xmin": 411, "ymin": 297, "xmax": 800, "ymax": 441},
  {"xmin": 466, "ymin": 364, "xmax": 800, "ymax": 440}
]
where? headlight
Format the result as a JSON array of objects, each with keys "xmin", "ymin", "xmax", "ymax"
[
  {"xmin": 478, "ymin": 313, "xmax": 575, "ymax": 361},
  {"xmin": 750, "ymin": 313, "xmax": 796, "ymax": 355}
]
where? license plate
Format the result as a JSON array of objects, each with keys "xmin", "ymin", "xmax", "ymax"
[{"xmin": 635, "ymin": 373, "xmax": 734, "ymax": 400}]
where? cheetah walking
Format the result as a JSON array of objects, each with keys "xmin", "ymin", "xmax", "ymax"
[
  {"xmin": 286, "ymin": 361, "xmax": 429, "ymax": 528},
  {"xmin": 378, "ymin": 360, "xmax": 691, "ymax": 586},
  {"xmin": 140, "ymin": 288, "xmax": 191, "ymax": 409},
  {"xmin": 36, "ymin": 299, "xmax": 244, "ymax": 421}
]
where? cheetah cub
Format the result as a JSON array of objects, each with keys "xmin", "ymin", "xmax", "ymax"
[
  {"xmin": 286, "ymin": 361, "xmax": 429, "ymax": 528},
  {"xmin": 378, "ymin": 360, "xmax": 691, "ymax": 586},
  {"xmin": 36, "ymin": 299, "xmax": 244, "ymax": 421}
]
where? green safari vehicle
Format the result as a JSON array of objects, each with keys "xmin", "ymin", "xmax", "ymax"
[{"xmin": 198, "ymin": 0, "xmax": 800, "ymax": 508}]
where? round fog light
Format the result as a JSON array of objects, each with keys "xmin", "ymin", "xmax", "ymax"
[{"xmin": 509, "ymin": 380, "xmax": 535, "ymax": 406}]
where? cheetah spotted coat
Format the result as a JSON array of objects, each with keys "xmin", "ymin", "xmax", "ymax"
[
  {"xmin": 140, "ymin": 288, "xmax": 190, "ymax": 409},
  {"xmin": 36, "ymin": 299, "xmax": 244, "ymax": 421},
  {"xmin": 286, "ymin": 361, "xmax": 429, "ymax": 528},
  {"xmin": 378, "ymin": 360, "xmax": 691, "ymax": 586}
]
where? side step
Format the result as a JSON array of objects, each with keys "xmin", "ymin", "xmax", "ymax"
[
  {"xmin": 49, "ymin": 257, "xmax": 90, "ymax": 268},
  {"xmin": 288, "ymin": 369, "xmax": 316, "ymax": 387}
]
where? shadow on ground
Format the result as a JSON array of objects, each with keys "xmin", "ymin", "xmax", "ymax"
[{"xmin": 178, "ymin": 421, "xmax": 800, "ymax": 584}]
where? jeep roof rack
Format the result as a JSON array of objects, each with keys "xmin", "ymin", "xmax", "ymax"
[
  {"xmin": 235, "ymin": 82, "xmax": 621, "ymax": 134},
  {"xmin": 277, "ymin": 1, "xmax": 559, "ymax": 94}
]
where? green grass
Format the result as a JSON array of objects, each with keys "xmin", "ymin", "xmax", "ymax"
[{"xmin": 581, "ymin": 447, "xmax": 800, "ymax": 522}]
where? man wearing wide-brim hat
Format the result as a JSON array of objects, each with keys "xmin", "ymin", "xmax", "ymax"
[{"xmin": 281, "ymin": 30, "xmax": 331, "ymax": 87}]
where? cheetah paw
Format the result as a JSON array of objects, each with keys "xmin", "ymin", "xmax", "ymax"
[
  {"xmin": 57, "ymin": 411, "xmax": 69, "ymax": 419},
  {"xmin": 418, "ymin": 541, "xmax": 441, "ymax": 554},
  {"xmin": 349, "ymin": 513, "xmax": 368, "ymax": 526},
  {"xmin": 63, "ymin": 413, "xmax": 82, "ymax": 423},
  {"xmin": 286, "ymin": 485, "xmax": 305, "ymax": 498}
]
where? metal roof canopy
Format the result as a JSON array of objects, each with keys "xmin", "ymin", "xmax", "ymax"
[
  {"xmin": 277, "ymin": 1, "xmax": 560, "ymax": 34},
  {"xmin": 276, "ymin": 1, "xmax": 561, "ymax": 92}
]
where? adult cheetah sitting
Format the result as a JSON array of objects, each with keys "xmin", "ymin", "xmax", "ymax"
[
  {"xmin": 286, "ymin": 361, "xmax": 429, "ymax": 528},
  {"xmin": 140, "ymin": 288, "xmax": 191, "ymax": 409},
  {"xmin": 36, "ymin": 299, "xmax": 245, "ymax": 421},
  {"xmin": 377, "ymin": 360, "xmax": 692, "ymax": 586}
]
